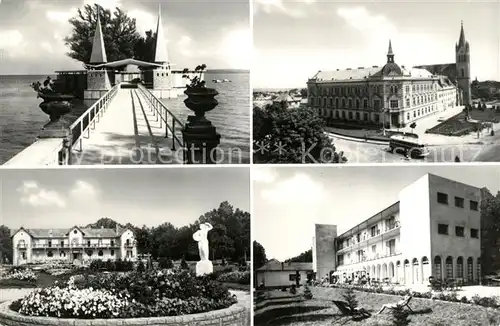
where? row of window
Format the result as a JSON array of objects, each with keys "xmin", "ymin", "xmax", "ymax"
[
  {"xmin": 437, "ymin": 223, "xmax": 479, "ymax": 238},
  {"xmin": 318, "ymin": 108, "xmax": 380, "ymax": 122},
  {"xmin": 337, "ymin": 217, "xmax": 398, "ymax": 250},
  {"xmin": 437, "ymin": 192, "xmax": 479, "ymax": 210},
  {"xmin": 315, "ymin": 82, "xmax": 437, "ymax": 97}
]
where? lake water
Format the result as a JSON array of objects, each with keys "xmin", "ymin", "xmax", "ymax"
[{"xmin": 0, "ymin": 72, "xmax": 250, "ymax": 164}]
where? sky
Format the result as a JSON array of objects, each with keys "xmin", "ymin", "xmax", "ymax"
[
  {"xmin": 253, "ymin": 0, "xmax": 500, "ymax": 89},
  {"xmin": 0, "ymin": 0, "xmax": 250, "ymax": 74},
  {"xmin": 0, "ymin": 167, "xmax": 250, "ymax": 230},
  {"xmin": 253, "ymin": 165, "xmax": 500, "ymax": 261}
]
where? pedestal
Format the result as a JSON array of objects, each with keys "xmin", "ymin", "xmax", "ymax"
[
  {"xmin": 196, "ymin": 260, "xmax": 213, "ymax": 276},
  {"xmin": 38, "ymin": 116, "xmax": 73, "ymax": 165},
  {"xmin": 182, "ymin": 116, "xmax": 221, "ymax": 164}
]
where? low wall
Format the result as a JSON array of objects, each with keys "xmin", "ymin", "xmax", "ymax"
[{"xmin": 0, "ymin": 301, "xmax": 247, "ymax": 326}]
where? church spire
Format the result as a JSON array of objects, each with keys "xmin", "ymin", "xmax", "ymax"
[
  {"xmin": 387, "ymin": 39, "xmax": 394, "ymax": 63},
  {"xmin": 458, "ymin": 20, "xmax": 466, "ymax": 47},
  {"xmin": 89, "ymin": 7, "xmax": 107, "ymax": 64},
  {"xmin": 154, "ymin": 4, "xmax": 169, "ymax": 64}
]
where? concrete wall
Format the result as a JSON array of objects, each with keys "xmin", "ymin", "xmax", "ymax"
[
  {"xmin": 153, "ymin": 66, "xmax": 172, "ymax": 90},
  {"xmin": 256, "ymin": 271, "xmax": 309, "ymax": 288},
  {"xmin": 87, "ymin": 70, "xmax": 111, "ymax": 91},
  {"xmin": 314, "ymin": 224, "xmax": 337, "ymax": 281},
  {"xmin": 428, "ymin": 174, "xmax": 481, "ymax": 280},
  {"xmin": 0, "ymin": 300, "xmax": 248, "ymax": 326}
]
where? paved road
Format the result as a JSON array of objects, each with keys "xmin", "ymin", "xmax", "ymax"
[{"xmin": 329, "ymin": 135, "xmax": 494, "ymax": 163}]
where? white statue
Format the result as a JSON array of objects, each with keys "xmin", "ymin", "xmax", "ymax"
[
  {"xmin": 193, "ymin": 223, "xmax": 213, "ymax": 276},
  {"xmin": 193, "ymin": 222, "xmax": 213, "ymax": 261}
]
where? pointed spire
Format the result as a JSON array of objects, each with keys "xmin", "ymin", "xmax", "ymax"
[
  {"xmin": 154, "ymin": 3, "xmax": 169, "ymax": 64},
  {"xmin": 386, "ymin": 39, "xmax": 394, "ymax": 63},
  {"xmin": 90, "ymin": 7, "xmax": 107, "ymax": 64},
  {"xmin": 458, "ymin": 20, "xmax": 466, "ymax": 47}
]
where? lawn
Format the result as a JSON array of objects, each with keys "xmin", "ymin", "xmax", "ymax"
[
  {"xmin": 324, "ymin": 126, "xmax": 389, "ymax": 141},
  {"xmin": 255, "ymin": 287, "xmax": 500, "ymax": 326},
  {"xmin": 426, "ymin": 108, "xmax": 500, "ymax": 137}
]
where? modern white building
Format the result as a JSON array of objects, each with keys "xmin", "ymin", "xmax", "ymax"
[
  {"xmin": 256, "ymin": 259, "xmax": 313, "ymax": 288},
  {"xmin": 313, "ymin": 174, "xmax": 482, "ymax": 285},
  {"xmin": 11, "ymin": 226, "xmax": 137, "ymax": 266}
]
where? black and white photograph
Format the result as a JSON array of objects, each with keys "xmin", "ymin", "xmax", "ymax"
[
  {"xmin": 253, "ymin": 165, "xmax": 500, "ymax": 325},
  {"xmin": 0, "ymin": 0, "xmax": 250, "ymax": 165},
  {"xmin": 0, "ymin": 167, "xmax": 251, "ymax": 325},
  {"xmin": 253, "ymin": 1, "xmax": 500, "ymax": 164}
]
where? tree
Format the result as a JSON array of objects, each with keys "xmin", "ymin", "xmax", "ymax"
[
  {"xmin": 253, "ymin": 241, "xmax": 267, "ymax": 271},
  {"xmin": 64, "ymin": 4, "xmax": 143, "ymax": 64},
  {"xmin": 300, "ymin": 88, "xmax": 308, "ymax": 98},
  {"xmin": 480, "ymin": 188, "xmax": 500, "ymax": 275},
  {"xmin": 0, "ymin": 225, "xmax": 13, "ymax": 264},
  {"xmin": 136, "ymin": 260, "xmax": 145, "ymax": 273},
  {"xmin": 134, "ymin": 30, "xmax": 157, "ymax": 62},
  {"xmin": 286, "ymin": 249, "xmax": 312, "ymax": 263},
  {"xmin": 342, "ymin": 288, "xmax": 358, "ymax": 312},
  {"xmin": 253, "ymin": 104, "xmax": 347, "ymax": 163}
]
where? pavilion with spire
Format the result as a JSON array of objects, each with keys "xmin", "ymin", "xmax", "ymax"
[{"xmin": 83, "ymin": 5, "xmax": 178, "ymax": 100}]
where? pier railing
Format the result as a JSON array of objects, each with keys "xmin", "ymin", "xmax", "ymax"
[
  {"xmin": 137, "ymin": 83, "xmax": 185, "ymax": 154},
  {"xmin": 69, "ymin": 84, "xmax": 119, "ymax": 152}
]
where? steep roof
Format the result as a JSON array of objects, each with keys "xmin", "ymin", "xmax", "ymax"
[
  {"xmin": 11, "ymin": 227, "xmax": 128, "ymax": 238},
  {"xmin": 90, "ymin": 58, "xmax": 165, "ymax": 68},
  {"xmin": 310, "ymin": 66, "xmax": 434, "ymax": 83},
  {"xmin": 89, "ymin": 9, "xmax": 107, "ymax": 64}
]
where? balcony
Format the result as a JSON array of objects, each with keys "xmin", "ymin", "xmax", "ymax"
[
  {"xmin": 28, "ymin": 243, "xmax": 121, "ymax": 249},
  {"xmin": 337, "ymin": 223, "xmax": 400, "ymax": 253}
]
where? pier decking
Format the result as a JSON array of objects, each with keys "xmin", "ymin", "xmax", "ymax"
[
  {"xmin": 4, "ymin": 84, "xmax": 187, "ymax": 166},
  {"xmin": 71, "ymin": 86, "xmax": 183, "ymax": 165}
]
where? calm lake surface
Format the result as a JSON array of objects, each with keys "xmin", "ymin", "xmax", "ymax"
[{"xmin": 0, "ymin": 72, "xmax": 250, "ymax": 164}]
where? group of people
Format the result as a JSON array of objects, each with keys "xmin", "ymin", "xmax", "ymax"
[{"xmin": 30, "ymin": 76, "xmax": 55, "ymax": 94}]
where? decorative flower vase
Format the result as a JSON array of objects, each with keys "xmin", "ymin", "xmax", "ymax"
[
  {"xmin": 37, "ymin": 92, "xmax": 74, "ymax": 138},
  {"xmin": 183, "ymin": 87, "xmax": 219, "ymax": 122}
]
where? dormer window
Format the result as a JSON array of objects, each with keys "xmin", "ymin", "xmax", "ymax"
[{"xmin": 73, "ymin": 230, "xmax": 77, "ymax": 234}]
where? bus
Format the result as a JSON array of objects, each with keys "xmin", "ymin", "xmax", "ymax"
[{"xmin": 389, "ymin": 135, "xmax": 430, "ymax": 158}]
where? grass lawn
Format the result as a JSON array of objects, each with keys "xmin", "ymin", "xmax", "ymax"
[
  {"xmin": 255, "ymin": 287, "xmax": 500, "ymax": 326},
  {"xmin": 427, "ymin": 109, "xmax": 500, "ymax": 137},
  {"xmin": 469, "ymin": 108, "xmax": 500, "ymax": 122}
]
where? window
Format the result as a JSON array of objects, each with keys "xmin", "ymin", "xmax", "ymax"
[
  {"xmin": 363, "ymin": 99, "xmax": 368, "ymax": 109},
  {"xmin": 289, "ymin": 274, "xmax": 297, "ymax": 281},
  {"xmin": 438, "ymin": 224, "xmax": 449, "ymax": 235},
  {"xmin": 111, "ymin": 250, "xmax": 115, "ymax": 256},
  {"xmin": 87, "ymin": 240, "xmax": 91, "ymax": 247},
  {"xmin": 47, "ymin": 251, "xmax": 53, "ymax": 257},
  {"xmin": 356, "ymin": 233, "xmax": 361, "ymax": 243},
  {"xmin": 48, "ymin": 240, "xmax": 52, "ymax": 248},
  {"xmin": 437, "ymin": 192, "xmax": 448, "ymax": 204},
  {"xmin": 406, "ymin": 98, "xmax": 410, "ymax": 107},
  {"xmin": 111, "ymin": 240, "xmax": 114, "ymax": 246},
  {"xmin": 471, "ymin": 228, "xmax": 479, "ymax": 238},
  {"xmin": 455, "ymin": 197, "xmax": 464, "ymax": 208},
  {"xmin": 22, "ymin": 252, "xmax": 26, "ymax": 259},
  {"xmin": 456, "ymin": 257, "xmax": 464, "ymax": 278},
  {"xmin": 374, "ymin": 99, "xmax": 381, "ymax": 110},
  {"xmin": 446, "ymin": 257, "xmax": 453, "ymax": 278},
  {"xmin": 387, "ymin": 239, "xmax": 396, "ymax": 255},
  {"xmin": 74, "ymin": 230, "xmax": 77, "ymax": 234},
  {"xmin": 370, "ymin": 226, "xmax": 377, "ymax": 237},
  {"xmin": 98, "ymin": 250, "xmax": 103, "ymax": 256},
  {"xmin": 467, "ymin": 258, "xmax": 473, "ymax": 281},
  {"xmin": 371, "ymin": 245, "xmax": 376, "ymax": 253},
  {"xmin": 390, "ymin": 100, "xmax": 398, "ymax": 108},
  {"xmin": 455, "ymin": 226, "xmax": 465, "ymax": 237},
  {"xmin": 470, "ymin": 200, "xmax": 478, "ymax": 211},
  {"xmin": 60, "ymin": 241, "xmax": 64, "ymax": 247}
]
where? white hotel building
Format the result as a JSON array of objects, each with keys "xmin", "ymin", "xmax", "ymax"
[
  {"xmin": 11, "ymin": 226, "xmax": 138, "ymax": 266},
  {"xmin": 313, "ymin": 174, "xmax": 482, "ymax": 285}
]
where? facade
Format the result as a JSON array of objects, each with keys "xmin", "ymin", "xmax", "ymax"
[
  {"xmin": 313, "ymin": 174, "xmax": 482, "ymax": 285},
  {"xmin": 256, "ymin": 259, "xmax": 313, "ymax": 288},
  {"xmin": 11, "ymin": 226, "xmax": 137, "ymax": 266},
  {"xmin": 307, "ymin": 23, "xmax": 471, "ymax": 128}
]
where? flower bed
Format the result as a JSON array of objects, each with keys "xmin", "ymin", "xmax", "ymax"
[
  {"xmin": 1, "ymin": 267, "xmax": 37, "ymax": 282},
  {"xmin": 10, "ymin": 269, "xmax": 238, "ymax": 319},
  {"xmin": 217, "ymin": 271, "xmax": 250, "ymax": 285},
  {"xmin": 326, "ymin": 283, "xmax": 500, "ymax": 308}
]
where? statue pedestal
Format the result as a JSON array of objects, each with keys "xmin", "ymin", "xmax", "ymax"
[{"xmin": 196, "ymin": 260, "xmax": 213, "ymax": 276}]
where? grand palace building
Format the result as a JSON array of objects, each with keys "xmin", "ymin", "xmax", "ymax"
[
  {"xmin": 11, "ymin": 226, "xmax": 138, "ymax": 265},
  {"xmin": 312, "ymin": 174, "xmax": 482, "ymax": 286},
  {"xmin": 307, "ymin": 23, "xmax": 471, "ymax": 129}
]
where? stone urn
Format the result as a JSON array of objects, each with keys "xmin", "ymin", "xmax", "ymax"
[
  {"xmin": 38, "ymin": 92, "xmax": 74, "ymax": 122},
  {"xmin": 183, "ymin": 87, "xmax": 219, "ymax": 121}
]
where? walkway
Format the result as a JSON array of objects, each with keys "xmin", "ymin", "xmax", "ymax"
[{"xmin": 71, "ymin": 87, "xmax": 184, "ymax": 165}]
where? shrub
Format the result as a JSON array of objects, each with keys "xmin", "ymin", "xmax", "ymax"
[
  {"xmin": 3, "ymin": 268, "xmax": 37, "ymax": 282},
  {"xmin": 342, "ymin": 287, "xmax": 358, "ymax": 311},
  {"xmin": 159, "ymin": 258, "xmax": 174, "ymax": 269},
  {"xmin": 392, "ymin": 306, "xmax": 410, "ymax": 326},
  {"xmin": 303, "ymin": 285, "xmax": 313, "ymax": 300},
  {"xmin": 180, "ymin": 259, "xmax": 189, "ymax": 270},
  {"xmin": 290, "ymin": 284, "xmax": 297, "ymax": 295},
  {"xmin": 137, "ymin": 261, "xmax": 145, "ymax": 273},
  {"xmin": 217, "ymin": 271, "xmax": 250, "ymax": 285}
]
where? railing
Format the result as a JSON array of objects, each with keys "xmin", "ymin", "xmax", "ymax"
[
  {"xmin": 26, "ymin": 243, "xmax": 121, "ymax": 249},
  {"xmin": 137, "ymin": 83, "xmax": 185, "ymax": 154},
  {"xmin": 69, "ymin": 84, "xmax": 119, "ymax": 153}
]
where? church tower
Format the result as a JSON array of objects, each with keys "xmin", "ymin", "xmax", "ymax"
[{"xmin": 455, "ymin": 21, "xmax": 471, "ymax": 106}]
